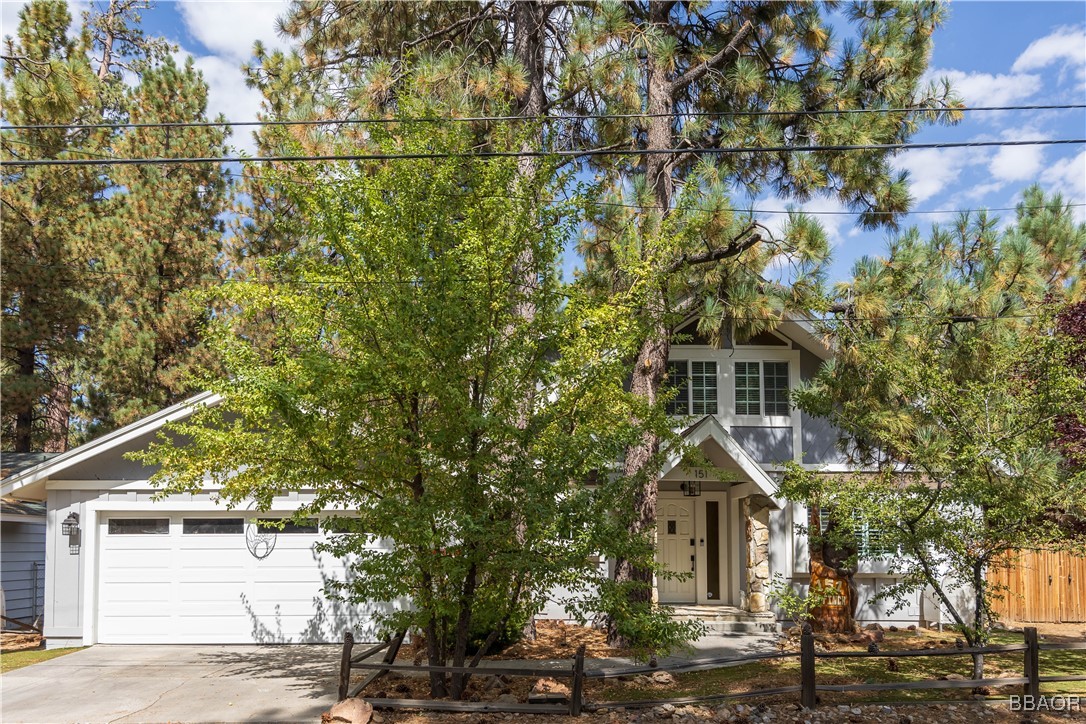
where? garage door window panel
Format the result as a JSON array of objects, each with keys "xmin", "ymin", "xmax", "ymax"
[
  {"xmin": 108, "ymin": 518, "xmax": 169, "ymax": 535},
  {"xmin": 183, "ymin": 518, "xmax": 244, "ymax": 534}
]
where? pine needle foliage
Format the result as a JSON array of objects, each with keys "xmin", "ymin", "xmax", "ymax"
[{"xmin": 781, "ymin": 188, "xmax": 1086, "ymax": 676}]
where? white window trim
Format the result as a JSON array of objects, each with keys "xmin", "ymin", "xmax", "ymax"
[{"xmin": 669, "ymin": 344, "xmax": 803, "ymax": 463}]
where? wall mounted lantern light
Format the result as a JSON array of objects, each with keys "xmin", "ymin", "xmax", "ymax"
[
  {"xmin": 680, "ymin": 481, "xmax": 702, "ymax": 497},
  {"xmin": 62, "ymin": 512, "xmax": 81, "ymax": 554},
  {"xmin": 61, "ymin": 512, "xmax": 79, "ymax": 535}
]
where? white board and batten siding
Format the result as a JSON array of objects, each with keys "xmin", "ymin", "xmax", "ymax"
[{"xmin": 96, "ymin": 512, "xmax": 389, "ymax": 644}]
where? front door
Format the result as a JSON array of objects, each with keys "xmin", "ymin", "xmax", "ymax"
[{"xmin": 657, "ymin": 499, "xmax": 696, "ymax": 603}]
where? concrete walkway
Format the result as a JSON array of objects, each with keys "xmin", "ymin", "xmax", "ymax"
[
  {"xmin": 0, "ymin": 633, "xmax": 778, "ymax": 723},
  {"xmin": 1, "ymin": 645, "xmax": 341, "ymax": 723}
]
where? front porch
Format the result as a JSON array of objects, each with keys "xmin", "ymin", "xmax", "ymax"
[{"xmin": 654, "ymin": 415, "xmax": 780, "ymax": 620}]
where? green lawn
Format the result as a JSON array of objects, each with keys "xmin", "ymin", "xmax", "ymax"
[
  {"xmin": 0, "ymin": 646, "xmax": 84, "ymax": 673},
  {"xmin": 591, "ymin": 629, "xmax": 1085, "ymax": 706}
]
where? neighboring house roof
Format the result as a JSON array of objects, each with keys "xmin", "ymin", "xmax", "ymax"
[
  {"xmin": 1, "ymin": 496, "xmax": 46, "ymax": 521},
  {"xmin": 0, "ymin": 391, "xmax": 221, "ymax": 502},
  {"xmin": 1, "ymin": 452, "xmax": 61, "ymax": 479},
  {"xmin": 662, "ymin": 414, "xmax": 782, "ymax": 507}
]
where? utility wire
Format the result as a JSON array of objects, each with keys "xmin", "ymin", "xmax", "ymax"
[
  {"xmin": 2, "ymin": 104, "xmax": 1082, "ymax": 132},
  {"xmin": 3, "ymin": 137, "xmax": 1083, "ymax": 167},
  {"xmin": 5, "ymin": 137, "xmax": 1082, "ymax": 219},
  {"xmin": 229, "ymin": 170, "xmax": 1086, "ymax": 218},
  {"xmin": 0, "ymin": 258, "xmax": 1060, "ymax": 324}
]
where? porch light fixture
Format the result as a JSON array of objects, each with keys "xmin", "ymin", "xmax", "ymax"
[
  {"xmin": 61, "ymin": 512, "xmax": 80, "ymax": 536},
  {"xmin": 680, "ymin": 481, "xmax": 701, "ymax": 497}
]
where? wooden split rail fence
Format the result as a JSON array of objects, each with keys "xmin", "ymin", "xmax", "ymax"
[{"xmin": 337, "ymin": 626, "xmax": 1085, "ymax": 716}]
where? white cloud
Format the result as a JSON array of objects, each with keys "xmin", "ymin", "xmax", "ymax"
[
  {"xmin": 1041, "ymin": 150, "xmax": 1086, "ymax": 221},
  {"xmin": 928, "ymin": 68, "xmax": 1041, "ymax": 106},
  {"xmin": 177, "ymin": 0, "xmax": 290, "ymax": 63},
  {"xmin": 177, "ymin": 49, "xmax": 264, "ymax": 153},
  {"xmin": 1012, "ymin": 25, "xmax": 1086, "ymax": 82},
  {"xmin": 1, "ymin": 1, "xmax": 26, "ymax": 39},
  {"xmin": 989, "ymin": 144, "xmax": 1045, "ymax": 182},
  {"xmin": 894, "ymin": 146, "xmax": 989, "ymax": 203}
]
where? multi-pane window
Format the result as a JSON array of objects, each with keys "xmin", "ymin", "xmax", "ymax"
[
  {"xmin": 735, "ymin": 361, "xmax": 790, "ymax": 416},
  {"xmin": 809, "ymin": 507, "xmax": 893, "ymax": 558},
  {"xmin": 763, "ymin": 362, "xmax": 790, "ymax": 416},
  {"xmin": 691, "ymin": 361, "xmax": 717, "ymax": 415},
  {"xmin": 665, "ymin": 361, "xmax": 690, "ymax": 415},
  {"xmin": 734, "ymin": 361, "xmax": 761, "ymax": 415},
  {"xmin": 665, "ymin": 360, "xmax": 718, "ymax": 415}
]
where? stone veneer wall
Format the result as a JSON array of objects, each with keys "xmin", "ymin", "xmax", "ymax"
[{"xmin": 743, "ymin": 497, "xmax": 771, "ymax": 612}]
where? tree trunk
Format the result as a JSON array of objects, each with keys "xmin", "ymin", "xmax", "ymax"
[
  {"xmin": 13, "ymin": 346, "xmax": 36, "ymax": 452},
  {"xmin": 608, "ymin": 1, "xmax": 676, "ymax": 645},
  {"xmin": 42, "ymin": 363, "xmax": 72, "ymax": 453}
]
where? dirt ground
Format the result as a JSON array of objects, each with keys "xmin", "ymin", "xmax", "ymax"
[{"xmin": 998, "ymin": 620, "xmax": 1086, "ymax": 641}]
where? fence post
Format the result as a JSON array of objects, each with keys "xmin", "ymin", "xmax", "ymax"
[
  {"xmin": 800, "ymin": 623, "xmax": 817, "ymax": 709},
  {"xmin": 569, "ymin": 643, "xmax": 586, "ymax": 716},
  {"xmin": 338, "ymin": 631, "xmax": 355, "ymax": 701},
  {"xmin": 1023, "ymin": 626, "xmax": 1039, "ymax": 700}
]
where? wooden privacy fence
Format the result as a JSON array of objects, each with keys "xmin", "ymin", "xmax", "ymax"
[
  {"xmin": 989, "ymin": 549, "xmax": 1086, "ymax": 623},
  {"xmin": 337, "ymin": 626, "xmax": 1085, "ymax": 716}
]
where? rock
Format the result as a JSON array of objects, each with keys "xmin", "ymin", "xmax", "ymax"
[
  {"xmin": 865, "ymin": 623, "xmax": 884, "ymax": 632},
  {"xmin": 532, "ymin": 677, "xmax": 571, "ymax": 697},
  {"xmin": 659, "ymin": 703, "xmax": 676, "ymax": 714},
  {"xmin": 851, "ymin": 708, "xmax": 862, "ymax": 715},
  {"xmin": 651, "ymin": 670, "xmax": 675, "ymax": 685},
  {"xmin": 495, "ymin": 694, "xmax": 518, "ymax": 704},
  {"xmin": 327, "ymin": 698, "xmax": 374, "ymax": 724},
  {"xmin": 940, "ymin": 673, "xmax": 967, "ymax": 681},
  {"xmin": 907, "ymin": 624, "xmax": 916, "ymax": 631},
  {"xmin": 888, "ymin": 625, "xmax": 899, "ymax": 632}
]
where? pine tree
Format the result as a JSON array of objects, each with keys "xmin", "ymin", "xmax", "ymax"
[
  {"xmin": 225, "ymin": 0, "xmax": 962, "ymax": 638},
  {"xmin": 76, "ymin": 56, "xmax": 230, "ymax": 437},
  {"xmin": 781, "ymin": 187, "xmax": 1086, "ymax": 671},
  {"xmin": 1, "ymin": 0, "xmax": 106, "ymax": 452}
]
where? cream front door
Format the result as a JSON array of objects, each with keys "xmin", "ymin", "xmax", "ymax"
[{"xmin": 657, "ymin": 499, "xmax": 696, "ymax": 603}]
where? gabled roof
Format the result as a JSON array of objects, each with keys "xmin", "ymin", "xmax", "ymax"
[
  {"xmin": 662, "ymin": 414, "xmax": 781, "ymax": 507},
  {"xmin": 0, "ymin": 391, "xmax": 221, "ymax": 501}
]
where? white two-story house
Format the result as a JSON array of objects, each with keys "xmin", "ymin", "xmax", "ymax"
[{"xmin": 0, "ymin": 314, "xmax": 939, "ymax": 649}]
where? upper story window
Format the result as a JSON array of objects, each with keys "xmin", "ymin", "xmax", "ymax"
[
  {"xmin": 735, "ymin": 361, "xmax": 790, "ymax": 416},
  {"xmin": 666, "ymin": 360, "xmax": 717, "ymax": 415}
]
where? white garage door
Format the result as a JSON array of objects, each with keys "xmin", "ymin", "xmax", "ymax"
[{"xmin": 97, "ymin": 513, "xmax": 374, "ymax": 644}]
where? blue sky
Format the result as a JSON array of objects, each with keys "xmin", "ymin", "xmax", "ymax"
[{"xmin": 2, "ymin": 1, "xmax": 1083, "ymax": 284}]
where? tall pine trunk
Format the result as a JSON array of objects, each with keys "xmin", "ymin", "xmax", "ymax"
[
  {"xmin": 13, "ymin": 346, "xmax": 36, "ymax": 452},
  {"xmin": 608, "ymin": 1, "xmax": 676, "ymax": 644}
]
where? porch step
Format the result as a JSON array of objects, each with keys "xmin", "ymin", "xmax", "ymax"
[{"xmin": 667, "ymin": 605, "xmax": 780, "ymax": 635}]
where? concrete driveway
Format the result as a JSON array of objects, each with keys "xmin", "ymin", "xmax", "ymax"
[{"xmin": 1, "ymin": 644, "xmax": 341, "ymax": 723}]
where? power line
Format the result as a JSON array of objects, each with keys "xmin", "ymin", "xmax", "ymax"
[
  {"xmin": 227, "ymin": 168, "xmax": 1086, "ymax": 217},
  {"xmin": 0, "ymin": 258, "xmax": 1061, "ymax": 324},
  {"xmin": 3, "ymin": 137, "xmax": 1083, "ymax": 167},
  {"xmin": 2, "ymin": 104, "xmax": 1082, "ymax": 133}
]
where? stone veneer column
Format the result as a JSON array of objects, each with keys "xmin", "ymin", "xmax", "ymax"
[{"xmin": 743, "ymin": 496, "xmax": 771, "ymax": 613}]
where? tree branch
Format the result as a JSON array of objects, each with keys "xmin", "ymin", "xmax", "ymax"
[
  {"xmin": 666, "ymin": 223, "xmax": 760, "ymax": 274},
  {"xmin": 670, "ymin": 20, "xmax": 753, "ymax": 93}
]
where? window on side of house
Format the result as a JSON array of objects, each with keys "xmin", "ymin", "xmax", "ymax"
[
  {"xmin": 690, "ymin": 361, "xmax": 718, "ymax": 415},
  {"xmin": 182, "ymin": 518, "xmax": 244, "ymax": 535},
  {"xmin": 734, "ymin": 361, "xmax": 761, "ymax": 415},
  {"xmin": 763, "ymin": 361, "xmax": 790, "ymax": 416},
  {"xmin": 108, "ymin": 518, "xmax": 169, "ymax": 535},
  {"xmin": 665, "ymin": 360, "xmax": 690, "ymax": 415},
  {"xmin": 809, "ymin": 507, "xmax": 893, "ymax": 558}
]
